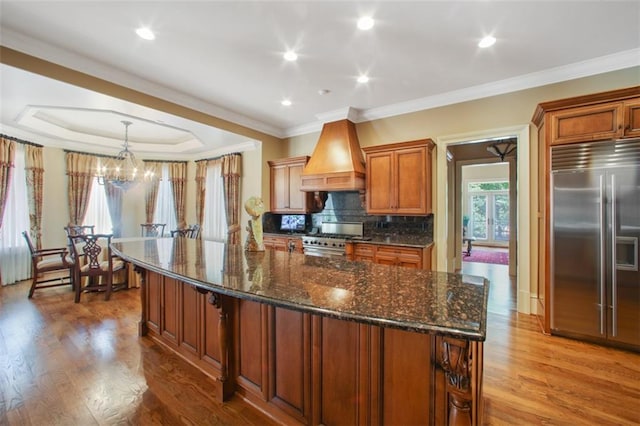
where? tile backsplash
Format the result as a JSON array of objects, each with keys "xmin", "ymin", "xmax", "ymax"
[{"xmin": 264, "ymin": 191, "xmax": 433, "ymax": 239}]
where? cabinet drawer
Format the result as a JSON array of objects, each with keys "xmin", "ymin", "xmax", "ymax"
[{"xmin": 354, "ymin": 244, "xmax": 375, "ymax": 258}]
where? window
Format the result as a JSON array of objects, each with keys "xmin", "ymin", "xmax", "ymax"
[
  {"xmin": 84, "ymin": 178, "xmax": 113, "ymax": 234},
  {"xmin": 153, "ymin": 164, "xmax": 177, "ymax": 236},
  {"xmin": 0, "ymin": 143, "xmax": 31, "ymax": 285},
  {"xmin": 467, "ymin": 180, "xmax": 510, "ymax": 243},
  {"xmin": 202, "ymin": 162, "xmax": 227, "ymax": 241}
]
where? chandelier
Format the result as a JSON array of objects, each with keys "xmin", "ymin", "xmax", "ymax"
[
  {"xmin": 486, "ymin": 139, "xmax": 517, "ymax": 162},
  {"xmin": 97, "ymin": 120, "xmax": 153, "ymax": 190}
]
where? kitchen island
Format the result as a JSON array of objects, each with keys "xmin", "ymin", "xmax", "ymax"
[{"xmin": 112, "ymin": 238, "xmax": 488, "ymax": 426}]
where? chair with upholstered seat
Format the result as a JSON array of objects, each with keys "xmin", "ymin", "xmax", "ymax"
[
  {"xmin": 140, "ymin": 223, "xmax": 166, "ymax": 237},
  {"xmin": 67, "ymin": 233, "xmax": 128, "ymax": 302},
  {"xmin": 170, "ymin": 224, "xmax": 200, "ymax": 239},
  {"xmin": 22, "ymin": 231, "xmax": 74, "ymax": 298}
]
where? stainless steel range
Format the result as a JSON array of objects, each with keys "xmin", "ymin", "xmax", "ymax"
[{"xmin": 302, "ymin": 222, "xmax": 363, "ymax": 258}]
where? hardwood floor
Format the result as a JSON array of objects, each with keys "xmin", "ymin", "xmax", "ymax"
[{"xmin": 1, "ymin": 271, "xmax": 639, "ymax": 425}]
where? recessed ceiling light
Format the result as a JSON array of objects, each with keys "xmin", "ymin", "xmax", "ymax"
[
  {"xmin": 136, "ymin": 27, "xmax": 155, "ymax": 41},
  {"xmin": 357, "ymin": 75, "xmax": 370, "ymax": 84},
  {"xmin": 283, "ymin": 50, "xmax": 298, "ymax": 61},
  {"xmin": 281, "ymin": 99, "xmax": 292, "ymax": 106},
  {"xmin": 318, "ymin": 89, "xmax": 331, "ymax": 95},
  {"xmin": 357, "ymin": 16, "xmax": 375, "ymax": 31},
  {"xmin": 478, "ymin": 35, "xmax": 496, "ymax": 48}
]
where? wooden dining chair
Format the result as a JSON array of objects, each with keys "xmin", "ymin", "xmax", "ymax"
[
  {"xmin": 64, "ymin": 224, "xmax": 95, "ymax": 237},
  {"xmin": 170, "ymin": 224, "xmax": 200, "ymax": 239},
  {"xmin": 22, "ymin": 231, "xmax": 75, "ymax": 298},
  {"xmin": 67, "ymin": 233, "xmax": 128, "ymax": 302},
  {"xmin": 140, "ymin": 223, "xmax": 166, "ymax": 237}
]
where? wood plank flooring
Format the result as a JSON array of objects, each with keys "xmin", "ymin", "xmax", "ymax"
[{"xmin": 1, "ymin": 268, "xmax": 639, "ymax": 425}]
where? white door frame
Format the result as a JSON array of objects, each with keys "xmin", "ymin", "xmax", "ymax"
[{"xmin": 435, "ymin": 125, "xmax": 532, "ymax": 314}]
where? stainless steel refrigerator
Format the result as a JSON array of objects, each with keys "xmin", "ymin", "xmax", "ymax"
[{"xmin": 551, "ymin": 139, "xmax": 640, "ymax": 350}]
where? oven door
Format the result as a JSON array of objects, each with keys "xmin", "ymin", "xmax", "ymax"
[{"xmin": 303, "ymin": 246, "xmax": 346, "ymax": 258}]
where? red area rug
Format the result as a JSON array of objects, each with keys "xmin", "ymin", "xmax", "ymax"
[{"xmin": 462, "ymin": 249, "xmax": 509, "ymax": 265}]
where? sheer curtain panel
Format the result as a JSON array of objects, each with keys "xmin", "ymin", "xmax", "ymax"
[
  {"xmin": 1, "ymin": 143, "xmax": 31, "ymax": 285},
  {"xmin": 153, "ymin": 164, "xmax": 177, "ymax": 235},
  {"xmin": 203, "ymin": 161, "xmax": 227, "ymax": 241}
]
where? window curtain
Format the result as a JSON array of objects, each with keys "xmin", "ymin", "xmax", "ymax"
[
  {"xmin": 195, "ymin": 160, "xmax": 207, "ymax": 231},
  {"xmin": 221, "ymin": 153, "xmax": 242, "ymax": 245},
  {"xmin": 169, "ymin": 162, "xmax": 187, "ymax": 229},
  {"xmin": 203, "ymin": 161, "xmax": 227, "ymax": 241},
  {"xmin": 144, "ymin": 161, "xmax": 162, "ymax": 223},
  {"xmin": 0, "ymin": 137, "xmax": 16, "ymax": 231},
  {"xmin": 66, "ymin": 152, "xmax": 97, "ymax": 226},
  {"xmin": 153, "ymin": 164, "xmax": 177, "ymax": 235},
  {"xmin": 1, "ymin": 143, "xmax": 31, "ymax": 285},
  {"xmin": 25, "ymin": 145, "xmax": 44, "ymax": 248},
  {"xmin": 104, "ymin": 182, "xmax": 123, "ymax": 237}
]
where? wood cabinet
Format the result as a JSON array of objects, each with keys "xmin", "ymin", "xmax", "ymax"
[
  {"xmin": 533, "ymin": 88, "xmax": 640, "ymax": 146},
  {"xmin": 363, "ymin": 139, "xmax": 435, "ymax": 215},
  {"xmin": 263, "ymin": 234, "xmax": 303, "ymax": 253},
  {"xmin": 532, "ymin": 86, "xmax": 640, "ymax": 334},
  {"xmin": 348, "ymin": 242, "xmax": 433, "ymax": 270},
  {"xmin": 140, "ymin": 269, "xmax": 482, "ymax": 425},
  {"xmin": 269, "ymin": 156, "xmax": 315, "ymax": 213}
]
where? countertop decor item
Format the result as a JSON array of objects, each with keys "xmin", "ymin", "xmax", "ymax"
[{"xmin": 244, "ymin": 196, "xmax": 265, "ymax": 251}]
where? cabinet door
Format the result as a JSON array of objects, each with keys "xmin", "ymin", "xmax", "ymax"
[
  {"xmin": 395, "ymin": 248, "xmax": 422, "ymax": 269},
  {"xmin": 354, "ymin": 243, "xmax": 375, "ymax": 263},
  {"xmin": 161, "ymin": 276, "xmax": 179, "ymax": 347},
  {"xmin": 288, "ymin": 164, "xmax": 306, "ymax": 211},
  {"xmin": 366, "ymin": 151, "xmax": 394, "ymax": 213},
  {"xmin": 624, "ymin": 99, "xmax": 640, "ymax": 138},
  {"xmin": 271, "ymin": 165, "xmax": 289, "ymax": 211},
  {"xmin": 549, "ymin": 102, "xmax": 623, "ymax": 145},
  {"xmin": 146, "ymin": 269, "xmax": 162, "ymax": 334},
  {"xmin": 264, "ymin": 235, "xmax": 288, "ymax": 251},
  {"xmin": 179, "ymin": 283, "xmax": 200, "ymax": 360},
  {"xmin": 395, "ymin": 147, "xmax": 427, "ymax": 214},
  {"xmin": 376, "ymin": 245, "xmax": 423, "ymax": 269}
]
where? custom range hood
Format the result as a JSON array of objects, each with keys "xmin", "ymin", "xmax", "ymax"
[{"xmin": 300, "ymin": 118, "xmax": 366, "ymax": 193}]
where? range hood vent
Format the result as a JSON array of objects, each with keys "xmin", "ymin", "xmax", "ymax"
[{"xmin": 300, "ymin": 119, "xmax": 366, "ymax": 193}]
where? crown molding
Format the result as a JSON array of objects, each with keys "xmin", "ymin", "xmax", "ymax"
[{"xmin": 285, "ymin": 48, "xmax": 640, "ymax": 138}]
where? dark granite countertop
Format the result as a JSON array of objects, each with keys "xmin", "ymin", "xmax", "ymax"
[{"xmin": 112, "ymin": 238, "xmax": 488, "ymax": 341}]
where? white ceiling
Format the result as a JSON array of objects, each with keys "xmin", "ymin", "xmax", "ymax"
[{"xmin": 1, "ymin": 1, "xmax": 639, "ymax": 160}]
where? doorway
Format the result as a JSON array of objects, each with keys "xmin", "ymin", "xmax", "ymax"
[
  {"xmin": 436, "ymin": 125, "xmax": 531, "ymax": 315},
  {"xmin": 449, "ymin": 139, "xmax": 517, "ymax": 276},
  {"xmin": 464, "ymin": 164, "xmax": 510, "ymax": 248}
]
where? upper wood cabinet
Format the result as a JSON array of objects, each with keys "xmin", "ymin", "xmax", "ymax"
[
  {"xmin": 363, "ymin": 139, "xmax": 435, "ymax": 215},
  {"xmin": 268, "ymin": 156, "xmax": 315, "ymax": 213},
  {"xmin": 532, "ymin": 87, "xmax": 640, "ymax": 146}
]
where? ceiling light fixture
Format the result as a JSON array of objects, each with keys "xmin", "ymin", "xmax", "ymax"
[
  {"xmin": 487, "ymin": 140, "xmax": 516, "ymax": 161},
  {"xmin": 357, "ymin": 16, "xmax": 375, "ymax": 30},
  {"xmin": 357, "ymin": 75, "xmax": 370, "ymax": 84},
  {"xmin": 283, "ymin": 50, "xmax": 298, "ymax": 61},
  {"xmin": 478, "ymin": 35, "xmax": 496, "ymax": 48},
  {"xmin": 97, "ymin": 121, "xmax": 152, "ymax": 190},
  {"xmin": 281, "ymin": 99, "xmax": 292, "ymax": 106},
  {"xmin": 136, "ymin": 27, "xmax": 155, "ymax": 41}
]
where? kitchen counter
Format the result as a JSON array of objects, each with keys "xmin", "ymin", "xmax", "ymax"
[
  {"xmin": 356, "ymin": 233, "xmax": 433, "ymax": 248},
  {"xmin": 113, "ymin": 238, "xmax": 485, "ymax": 340},
  {"xmin": 113, "ymin": 237, "xmax": 486, "ymax": 425}
]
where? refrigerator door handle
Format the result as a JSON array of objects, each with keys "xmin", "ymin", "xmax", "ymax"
[
  {"xmin": 610, "ymin": 174, "xmax": 617, "ymax": 337},
  {"xmin": 599, "ymin": 175, "xmax": 606, "ymax": 336}
]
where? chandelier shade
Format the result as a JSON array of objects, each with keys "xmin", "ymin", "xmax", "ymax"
[{"xmin": 97, "ymin": 121, "xmax": 154, "ymax": 190}]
